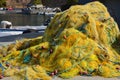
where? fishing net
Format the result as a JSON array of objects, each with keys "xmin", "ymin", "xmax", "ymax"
[{"xmin": 0, "ymin": 1, "xmax": 120, "ymax": 80}]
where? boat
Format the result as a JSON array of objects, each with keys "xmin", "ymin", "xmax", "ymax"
[
  {"xmin": 38, "ymin": 11, "xmax": 56, "ymax": 16},
  {"xmin": 22, "ymin": 5, "xmax": 45, "ymax": 15},
  {"xmin": 0, "ymin": 21, "xmax": 12, "ymax": 28},
  {"xmin": 0, "ymin": 25, "xmax": 47, "ymax": 37},
  {"xmin": 37, "ymin": 7, "xmax": 61, "ymax": 16}
]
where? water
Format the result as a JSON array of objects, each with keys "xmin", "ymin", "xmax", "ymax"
[{"xmin": 0, "ymin": 14, "xmax": 50, "ymax": 26}]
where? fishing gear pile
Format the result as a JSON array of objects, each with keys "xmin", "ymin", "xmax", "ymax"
[{"xmin": 0, "ymin": 1, "xmax": 120, "ymax": 80}]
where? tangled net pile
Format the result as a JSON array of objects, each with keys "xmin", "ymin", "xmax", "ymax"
[{"xmin": 0, "ymin": 1, "xmax": 120, "ymax": 80}]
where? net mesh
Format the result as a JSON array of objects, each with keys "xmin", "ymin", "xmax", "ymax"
[{"xmin": 0, "ymin": 1, "xmax": 120, "ymax": 80}]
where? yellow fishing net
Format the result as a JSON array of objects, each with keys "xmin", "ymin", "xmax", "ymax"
[{"xmin": 0, "ymin": 1, "xmax": 120, "ymax": 80}]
